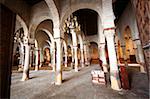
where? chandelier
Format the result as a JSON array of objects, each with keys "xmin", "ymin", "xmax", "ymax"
[{"xmin": 63, "ymin": 14, "xmax": 81, "ymax": 34}]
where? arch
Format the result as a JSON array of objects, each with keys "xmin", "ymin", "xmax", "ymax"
[
  {"xmin": 62, "ymin": 40, "xmax": 67, "ymax": 52},
  {"xmin": 43, "ymin": 46, "xmax": 51, "ymax": 64},
  {"xmin": 29, "ymin": 16, "xmax": 52, "ymax": 38},
  {"xmin": 44, "ymin": 0, "xmax": 60, "ymax": 28},
  {"xmin": 16, "ymin": 15, "xmax": 28, "ymax": 38},
  {"xmin": 89, "ymin": 42, "xmax": 99, "ymax": 64},
  {"xmin": 77, "ymin": 34, "xmax": 83, "ymax": 49},
  {"xmin": 123, "ymin": 26, "xmax": 136, "ymax": 63},
  {"xmin": 37, "ymin": 28, "xmax": 54, "ymax": 45},
  {"xmin": 61, "ymin": 4, "xmax": 102, "ymax": 29}
]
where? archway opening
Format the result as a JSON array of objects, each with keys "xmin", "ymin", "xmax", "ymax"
[
  {"xmin": 89, "ymin": 42, "xmax": 99, "ymax": 64},
  {"xmin": 124, "ymin": 26, "xmax": 136, "ymax": 63},
  {"xmin": 72, "ymin": 9, "xmax": 98, "ymax": 36}
]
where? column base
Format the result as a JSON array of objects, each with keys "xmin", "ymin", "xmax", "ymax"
[
  {"xmin": 102, "ymin": 65, "xmax": 108, "ymax": 72},
  {"xmin": 21, "ymin": 73, "xmax": 29, "ymax": 81},
  {"xmin": 52, "ymin": 67, "xmax": 56, "ymax": 72},
  {"xmin": 110, "ymin": 70, "xmax": 121, "ymax": 91},
  {"xmin": 75, "ymin": 69, "xmax": 79, "ymax": 72},
  {"xmin": 139, "ymin": 63, "xmax": 146, "ymax": 73},
  {"xmin": 65, "ymin": 63, "xmax": 67, "ymax": 67},
  {"xmin": 55, "ymin": 71, "xmax": 62, "ymax": 85},
  {"xmin": 21, "ymin": 69, "xmax": 29, "ymax": 81},
  {"xmin": 35, "ymin": 65, "xmax": 39, "ymax": 71},
  {"xmin": 18, "ymin": 65, "xmax": 23, "ymax": 72},
  {"xmin": 75, "ymin": 65, "xmax": 79, "ymax": 72},
  {"xmin": 71, "ymin": 63, "xmax": 74, "ymax": 69},
  {"xmin": 81, "ymin": 63, "xmax": 85, "ymax": 68}
]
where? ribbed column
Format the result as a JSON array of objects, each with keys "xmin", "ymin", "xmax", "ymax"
[{"xmin": 104, "ymin": 29, "xmax": 121, "ymax": 90}]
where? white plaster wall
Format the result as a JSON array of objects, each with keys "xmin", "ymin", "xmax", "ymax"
[{"xmin": 116, "ymin": 2, "xmax": 139, "ymax": 44}]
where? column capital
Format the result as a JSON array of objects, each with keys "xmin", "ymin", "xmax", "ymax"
[
  {"xmin": 99, "ymin": 43, "xmax": 105, "ymax": 48},
  {"xmin": 104, "ymin": 28, "xmax": 115, "ymax": 38},
  {"xmin": 23, "ymin": 36, "xmax": 28, "ymax": 44},
  {"xmin": 133, "ymin": 39, "xmax": 141, "ymax": 45}
]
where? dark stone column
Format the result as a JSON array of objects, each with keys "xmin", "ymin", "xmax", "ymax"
[{"xmin": 0, "ymin": 4, "xmax": 16, "ymax": 98}]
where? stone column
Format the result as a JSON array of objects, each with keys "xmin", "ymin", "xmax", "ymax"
[
  {"xmin": 35, "ymin": 48, "xmax": 39, "ymax": 71},
  {"xmin": 55, "ymin": 38, "xmax": 62, "ymax": 85},
  {"xmin": 80, "ymin": 48, "xmax": 84, "ymax": 67},
  {"xmin": 104, "ymin": 29, "xmax": 121, "ymax": 90},
  {"xmin": 70, "ymin": 29, "xmax": 78, "ymax": 72},
  {"xmin": 133, "ymin": 39, "xmax": 145, "ymax": 72},
  {"xmin": 99, "ymin": 43, "xmax": 108, "ymax": 72},
  {"xmin": 84, "ymin": 44, "xmax": 88, "ymax": 65},
  {"xmin": 52, "ymin": 47, "xmax": 56, "ymax": 71},
  {"xmin": 115, "ymin": 43, "xmax": 120, "ymax": 64},
  {"xmin": 39, "ymin": 48, "xmax": 43, "ymax": 67},
  {"xmin": 65, "ymin": 51, "xmax": 68, "ymax": 67},
  {"xmin": 21, "ymin": 37, "xmax": 30, "ymax": 81},
  {"xmin": 121, "ymin": 45, "xmax": 127, "ymax": 62},
  {"xmin": 18, "ymin": 40, "xmax": 24, "ymax": 71},
  {"xmin": 71, "ymin": 46, "xmax": 74, "ymax": 68}
]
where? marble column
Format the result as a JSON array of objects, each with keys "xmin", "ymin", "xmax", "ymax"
[
  {"xmin": 70, "ymin": 29, "xmax": 78, "ymax": 72},
  {"xmin": 65, "ymin": 51, "xmax": 68, "ymax": 67},
  {"xmin": 121, "ymin": 45, "xmax": 127, "ymax": 62},
  {"xmin": 133, "ymin": 39, "xmax": 145, "ymax": 72},
  {"xmin": 115, "ymin": 43, "xmax": 121, "ymax": 64},
  {"xmin": 35, "ymin": 48, "xmax": 39, "ymax": 71},
  {"xmin": 80, "ymin": 48, "xmax": 84, "ymax": 67},
  {"xmin": 21, "ymin": 37, "xmax": 30, "ymax": 81},
  {"xmin": 39, "ymin": 48, "xmax": 43, "ymax": 67},
  {"xmin": 18, "ymin": 40, "xmax": 24, "ymax": 71},
  {"xmin": 71, "ymin": 46, "xmax": 74, "ymax": 68},
  {"xmin": 52, "ymin": 48, "xmax": 56, "ymax": 71},
  {"xmin": 99, "ymin": 43, "xmax": 108, "ymax": 72},
  {"xmin": 84, "ymin": 44, "xmax": 88, "ymax": 65},
  {"xmin": 104, "ymin": 29, "xmax": 121, "ymax": 90},
  {"xmin": 55, "ymin": 38, "xmax": 62, "ymax": 85}
]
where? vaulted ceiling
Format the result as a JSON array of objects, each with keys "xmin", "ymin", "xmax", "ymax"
[{"xmin": 113, "ymin": 0, "xmax": 130, "ymax": 23}]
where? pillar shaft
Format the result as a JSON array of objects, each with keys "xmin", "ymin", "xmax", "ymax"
[
  {"xmin": 104, "ymin": 29, "xmax": 121, "ymax": 90},
  {"xmin": 80, "ymin": 48, "xmax": 84, "ymax": 67},
  {"xmin": 134, "ymin": 39, "xmax": 145, "ymax": 72},
  {"xmin": 52, "ymin": 48, "xmax": 56, "ymax": 71},
  {"xmin": 71, "ymin": 29, "xmax": 78, "ymax": 72},
  {"xmin": 74, "ymin": 46, "xmax": 78, "ymax": 72},
  {"xmin": 21, "ymin": 44, "xmax": 30, "ymax": 81},
  {"xmin": 19, "ymin": 41, "xmax": 24, "ymax": 66},
  {"xmin": 99, "ymin": 43, "xmax": 108, "ymax": 72},
  {"xmin": 84, "ymin": 44, "xmax": 88, "ymax": 65},
  {"xmin": 55, "ymin": 38, "xmax": 62, "ymax": 85},
  {"xmin": 35, "ymin": 48, "xmax": 39, "ymax": 71},
  {"xmin": 65, "ymin": 51, "xmax": 67, "ymax": 67},
  {"xmin": 71, "ymin": 47, "xmax": 74, "ymax": 68}
]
